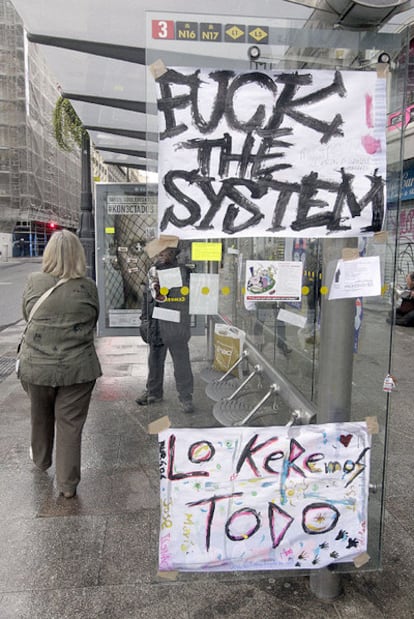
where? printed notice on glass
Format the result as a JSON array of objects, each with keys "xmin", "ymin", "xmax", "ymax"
[
  {"xmin": 245, "ymin": 260, "xmax": 303, "ymax": 302},
  {"xmin": 328, "ymin": 256, "xmax": 381, "ymax": 300}
]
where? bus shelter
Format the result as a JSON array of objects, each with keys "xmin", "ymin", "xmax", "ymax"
[{"xmin": 93, "ymin": 11, "xmax": 409, "ymax": 600}]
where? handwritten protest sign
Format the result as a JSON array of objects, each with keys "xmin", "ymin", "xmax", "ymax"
[
  {"xmin": 155, "ymin": 68, "xmax": 386, "ymax": 239},
  {"xmin": 158, "ymin": 422, "xmax": 370, "ymax": 571}
]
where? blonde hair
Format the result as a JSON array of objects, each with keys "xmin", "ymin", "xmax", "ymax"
[{"xmin": 42, "ymin": 229, "xmax": 86, "ymax": 279}]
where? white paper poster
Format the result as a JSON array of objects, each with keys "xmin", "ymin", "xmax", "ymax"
[
  {"xmin": 328, "ymin": 256, "xmax": 381, "ymax": 300},
  {"xmin": 156, "ymin": 68, "xmax": 386, "ymax": 239},
  {"xmin": 158, "ymin": 422, "xmax": 371, "ymax": 572},
  {"xmin": 158, "ymin": 267, "xmax": 183, "ymax": 290},
  {"xmin": 189, "ymin": 273, "xmax": 219, "ymax": 315},
  {"xmin": 152, "ymin": 306, "xmax": 181, "ymax": 323},
  {"xmin": 245, "ymin": 260, "xmax": 303, "ymax": 301}
]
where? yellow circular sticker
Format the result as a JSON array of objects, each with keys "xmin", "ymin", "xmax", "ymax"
[
  {"xmin": 320, "ymin": 285, "xmax": 329, "ymax": 296},
  {"xmin": 302, "ymin": 285, "xmax": 310, "ymax": 296},
  {"xmin": 201, "ymin": 287, "xmax": 210, "ymax": 295},
  {"xmin": 160, "ymin": 287, "xmax": 169, "ymax": 296},
  {"xmin": 181, "ymin": 286, "xmax": 189, "ymax": 296},
  {"xmin": 221, "ymin": 286, "xmax": 230, "ymax": 296}
]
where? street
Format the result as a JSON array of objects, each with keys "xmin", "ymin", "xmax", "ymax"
[{"xmin": 0, "ymin": 257, "xmax": 42, "ymax": 330}]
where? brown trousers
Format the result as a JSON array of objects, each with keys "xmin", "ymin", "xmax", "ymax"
[{"xmin": 24, "ymin": 381, "xmax": 95, "ymax": 493}]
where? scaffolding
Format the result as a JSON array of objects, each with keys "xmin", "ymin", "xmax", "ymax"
[
  {"xmin": 0, "ymin": 0, "xmax": 81, "ymax": 236},
  {"xmin": 0, "ymin": 0, "xmax": 147, "ymax": 256}
]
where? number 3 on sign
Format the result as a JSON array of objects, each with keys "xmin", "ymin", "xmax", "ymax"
[{"xmin": 152, "ymin": 20, "xmax": 174, "ymax": 39}]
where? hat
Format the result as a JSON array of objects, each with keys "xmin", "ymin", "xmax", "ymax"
[{"xmin": 144, "ymin": 235, "xmax": 180, "ymax": 259}]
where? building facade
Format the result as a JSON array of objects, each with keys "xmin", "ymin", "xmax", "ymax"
[{"xmin": 0, "ymin": 0, "xmax": 142, "ymax": 259}]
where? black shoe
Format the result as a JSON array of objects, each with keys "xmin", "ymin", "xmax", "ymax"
[
  {"xmin": 181, "ymin": 399, "xmax": 194, "ymax": 414},
  {"xmin": 135, "ymin": 392, "xmax": 163, "ymax": 406}
]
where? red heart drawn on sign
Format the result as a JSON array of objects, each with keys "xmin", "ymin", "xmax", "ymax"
[{"xmin": 340, "ymin": 434, "xmax": 352, "ymax": 447}]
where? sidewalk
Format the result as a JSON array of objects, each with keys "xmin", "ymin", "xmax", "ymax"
[{"xmin": 0, "ymin": 319, "xmax": 413, "ymax": 618}]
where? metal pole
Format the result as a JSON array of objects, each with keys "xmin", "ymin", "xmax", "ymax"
[
  {"xmin": 206, "ymin": 246, "xmax": 219, "ymax": 360},
  {"xmin": 309, "ymin": 237, "xmax": 357, "ymax": 601},
  {"xmin": 207, "ymin": 315, "xmax": 215, "ymax": 360},
  {"xmin": 78, "ymin": 132, "xmax": 95, "ymax": 280}
]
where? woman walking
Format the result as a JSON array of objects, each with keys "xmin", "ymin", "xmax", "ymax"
[{"xmin": 18, "ymin": 230, "xmax": 102, "ymax": 498}]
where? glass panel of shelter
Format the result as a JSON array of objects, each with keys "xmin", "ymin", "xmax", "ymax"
[{"xmin": 144, "ymin": 14, "xmax": 408, "ymax": 575}]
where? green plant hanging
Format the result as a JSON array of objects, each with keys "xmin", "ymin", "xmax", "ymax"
[{"xmin": 52, "ymin": 96, "xmax": 88, "ymax": 151}]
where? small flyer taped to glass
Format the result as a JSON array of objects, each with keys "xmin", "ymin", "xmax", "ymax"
[{"xmin": 245, "ymin": 260, "xmax": 303, "ymax": 302}]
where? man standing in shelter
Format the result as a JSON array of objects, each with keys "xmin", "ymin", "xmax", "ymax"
[{"xmin": 136, "ymin": 235, "xmax": 194, "ymax": 413}]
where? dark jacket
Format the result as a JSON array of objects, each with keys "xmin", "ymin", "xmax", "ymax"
[
  {"xmin": 397, "ymin": 293, "xmax": 414, "ymax": 315},
  {"xmin": 141, "ymin": 261, "xmax": 191, "ymax": 346},
  {"xmin": 139, "ymin": 289, "xmax": 162, "ymax": 346},
  {"xmin": 19, "ymin": 272, "xmax": 102, "ymax": 386}
]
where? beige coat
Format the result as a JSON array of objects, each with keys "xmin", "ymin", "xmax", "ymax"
[{"xmin": 19, "ymin": 272, "xmax": 102, "ymax": 386}]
